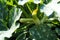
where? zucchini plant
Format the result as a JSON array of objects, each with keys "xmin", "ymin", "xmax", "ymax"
[{"xmin": 0, "ymin": 0, "xmax": 60, "ymax": 40}]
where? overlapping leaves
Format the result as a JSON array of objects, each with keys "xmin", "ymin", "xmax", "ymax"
[{"xmin": 0, "ymin": 0, "xmax": 60, "ymax": 40}]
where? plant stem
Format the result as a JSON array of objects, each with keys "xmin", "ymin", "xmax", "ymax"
[
  {"xmin": 20, "ymin": 6, "xmax": 30, "ymax": 17},
  {"xmin": 26, "ymin": 4, "xmax": 32, "ymax": 13}
]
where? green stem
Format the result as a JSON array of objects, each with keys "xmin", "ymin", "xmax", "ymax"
[
  {"xmin": 40, "ymin": 16, "xmax": 47, "ymax": 24},
  {"xmin": 37, "ymin": 4, "xmax": 38, "ymax": 9},
  {"xmin": 20, "ymin": 6, "xmax": 30, "ymax": 17},
  {"xmin": 32, "ymin": 15, "xmax": 40, "ymax": 25},
  {"xmin": 26, "ymin": 4, "xmax": 32, "ymax": 13}
]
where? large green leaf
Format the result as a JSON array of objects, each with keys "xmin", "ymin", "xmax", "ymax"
[
  {"xmin": 0, "ymin": 1, "xmax": 8, "ymax": 30},
  {"xmin": 29, "ymin": 24, "xmax": 57, "ymax": 40}
]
